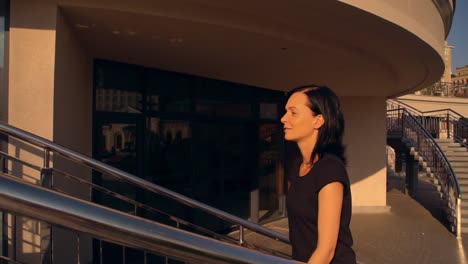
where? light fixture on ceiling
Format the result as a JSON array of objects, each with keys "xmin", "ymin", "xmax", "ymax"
[
  {"xmin": 169, "ymin": 37, "xmax": 184, "ymax": 44},
  {"xmin": 75, "ymin": 24, "xmax": 90, "ymax": 29},
  {"xmin": 126, "ymin": 30, "xmax": 137, "ymax": 36}
]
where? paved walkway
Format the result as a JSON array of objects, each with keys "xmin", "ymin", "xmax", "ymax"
[{"xmin": 247, "ymin": 175, "xmax": 468, "ymax": 263}]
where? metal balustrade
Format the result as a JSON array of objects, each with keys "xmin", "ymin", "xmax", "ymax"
[
  {"xmin": 0, "ymin": 121, "xmax": 291, "ymax": 262},
  {"xmin": 387, "ymin": 99, "xmax": 468, "ymax": 148},
  {"xmin": 0, "ymin": 175, "xmax": 296, "ymax": 264},
  {"xmin": 386, "ymin": 105, "xmax": 462, "ymax": 237}
]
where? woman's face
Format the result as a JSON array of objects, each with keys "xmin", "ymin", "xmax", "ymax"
[{"xmin": 281, "ymin": 92, "xmax": 319, "ymax": 142}]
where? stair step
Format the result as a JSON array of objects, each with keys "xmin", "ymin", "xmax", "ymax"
[
  {"xmin": 458, "ymin": 179, "xmax": 468, "ymax": 185},
  {"xmin": 435, "ymin": 138, "xmax": 455, "ymax": 143},
  {"xmin": 454, "ymin": 168, "xmax": 468, "ymax": 173},
  {"xmin": 439, "ymin": 143, "xmax": 463, "ymax": 148},
  {"xmin": 441, "ymin": 146, "xmax": 467, "ymax": 152},
  {"xmin": 462, "ymin": 227, "xmax": 468, "ymax": 234},
  {"xmin": 456, "ymin": 173, "xmax": 468, "ymax": 179},
  {"xmin": 447, "ymin": 156, "xmax": 468, "ymax": 162},
  {"xmin": 449, "ymin": 162, "xmax": 468, "ymax": 168},
  {"xmin": 445, "ymin": 152, "xmax": 468, "ymax": 157}
]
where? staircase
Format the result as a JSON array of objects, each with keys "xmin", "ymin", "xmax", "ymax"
[
  {"xmin": 435, "ymin": 138, "xmax": 468, "ymax": 234},
  {"xmin": 387, "ymin": 99, "xmax": 467, "ymax": 236},
  {"xmin": 404, "ymin": 144, "xmax": 461, "ymax": 231}
]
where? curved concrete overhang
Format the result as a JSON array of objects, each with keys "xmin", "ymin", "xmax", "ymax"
[{"xmin": 57, "ymin": 0, "xmax": 454, "ymax": 97}]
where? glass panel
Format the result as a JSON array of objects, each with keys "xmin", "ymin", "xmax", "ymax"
[
  {"xmin": 259, "ymin": 102, "xmax": 278, "ymax": 119},
  {"xmin": 191, "ymin": 123, "xmax": 254, "ymax": 218},
  {"xmin": 147, "ymin": 70, "xmax": 191, "ymax": 113},
  {"xmin": 195, "ymin": 99, "xmax": 252, "ymax": 118},
  {"xmin": 146, "ymin": 118, "xmax": 192, "ymax": 192},
  {"xmin": 96, "ymin": 89, "xmax": 142, "ymax": 113},
  {"xmin": 146, "ymin": 94, "xmax": 160, "ymax": 112},
  {"xmin": 258, "ymin": 123, "xmax": 284, "ymax": 222},
  {"xmin": 98, "ymin": 123, "xmax": 137, "ymax": 171},
  {"xmin": 95, "ymin": 62, "xmax": 143, "ymax": 113},
  {"xmin": 96, "ymin": 122, "xmax": 138, "ymax": 212}
]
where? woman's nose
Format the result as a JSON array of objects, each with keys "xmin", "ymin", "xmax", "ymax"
[{"xmin": 280, "ymin": 113, "xmax": 287, "ymax": 124}]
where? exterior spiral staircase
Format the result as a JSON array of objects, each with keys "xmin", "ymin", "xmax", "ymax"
[{"xmin": 386, "ymin": 99, "xmax": 468, "ymax": 236}]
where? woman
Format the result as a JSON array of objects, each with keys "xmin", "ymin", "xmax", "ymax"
[{"xmin": 281, "ymin": 85, "xmax": 356, "ymax": 264}]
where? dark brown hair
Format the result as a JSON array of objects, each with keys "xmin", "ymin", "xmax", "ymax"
[{"xmin": 286, "ymin": 84, "xmax": 346, "ymax": 164}]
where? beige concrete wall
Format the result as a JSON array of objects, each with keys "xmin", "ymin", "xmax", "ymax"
[
  {"xmin": 8, "ymin": 1, "xmax": 58, "ymax": 263},
  {"xmin": 8, "ymin": 0, "xmax": 57, "ymax": 181},
  {"xmin": 8, "ymin": 0, "xmax": 57, "ymax": 137},
  {"xmin": 52, "ymin": 9, "xmax": 94, "ymax": 264},
  {"xmin": 53, "ymin": 8, "xmax": 93, "ymax": 198},
  {"xmin": 398, "ymin": 94, "xmax": 468, "ymax": 116},
  {"xmin": 8, "ymin": 2, "xmax": 93, "ymax": 263},
  {"xmin": 342, "ymin": 96, "xmax": 388, "ymax": 212}
]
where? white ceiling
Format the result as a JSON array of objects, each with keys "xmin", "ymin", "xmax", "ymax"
[{"xmin": 59, "ymin": 0, "xmax": 444, "ymax": 97}]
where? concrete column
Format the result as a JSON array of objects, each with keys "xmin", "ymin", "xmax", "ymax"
[
  {"xmin": 250, "ymin": 189, "xmax": 259, "ymax": 223},
  {"xmin": 406, "ymin": 152, "xmax": 419, "ymax": 198},
  {"xmin": 341, "ymin": 96, "xmax": 388, "ymax": 212},
  {"xmin": 8, "ymin": 2, "xmax": 58, "ymax": 263},
  {"xmin": 395, "ymin": 151, "xmax": 403, "ymax": 173}
]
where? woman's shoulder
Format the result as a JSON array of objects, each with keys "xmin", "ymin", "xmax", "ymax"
[
  {"xmin": 313, "ymin": 154, "xmax": 350, "ymax": 192},
  {"xmin": 316, "ymin": 153, "xmax": 346, "ymax": 169}
]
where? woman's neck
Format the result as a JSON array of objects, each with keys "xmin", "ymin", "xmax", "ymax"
[{"xmin": 297, "ymin": 139, "xmax": 316, "ymax": 164}]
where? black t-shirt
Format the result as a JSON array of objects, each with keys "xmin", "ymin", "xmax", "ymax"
[{"xmin": 286, "ymin": 154, "xmax": 356, "ymax": 263}]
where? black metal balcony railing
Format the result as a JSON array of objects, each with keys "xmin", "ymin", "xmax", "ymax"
[
  {"xmin": 387, "ymin": 99, "xmax": 468, "ymax": 148},
  {"xmin": 386, "ymin": 101, "xmax": 462, "ymax": 237},
  {"xmin": 0, "ymin": 121, "xmax": 292, "ymax": 263}
]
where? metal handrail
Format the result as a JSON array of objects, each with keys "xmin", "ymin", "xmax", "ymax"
[
  {"xmin": 0, "ymin": 148, "xmax": 290, "ymax": 258},
  {"xmin": 386, "ymin": 107, "xmax": 462, "ymax": 236},
  {"xmin": 402, "ymin": 111, "xmax": 461, "ymax": 196},
  {"xmin": 388, "ymin": 99, "xmax": 468, "ymax": 148},
  {"xmin": 0, "ymin": 121, "xmax": 290, "ymax": 245},
  {"xmin": 0, "ymin": 175, "xmax": 296, "ymax": 264}
]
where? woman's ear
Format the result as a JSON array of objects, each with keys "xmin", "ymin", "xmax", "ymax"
[{"xmin": 314, "ymin": 114, "xmax": 325, "ymax": 129}]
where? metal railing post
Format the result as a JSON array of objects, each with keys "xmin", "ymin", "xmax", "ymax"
[
  {"xmin": 447, "ymin": 113, "xmax": 450, "ymax": 139},
  {"xmin": 41, "ymin": 149, "xmax": 52, "ymax": 188},
  {"xmin": 239, "ymin": 225, "xmax": 245, "ymax": 246},
  {"xmin": 0, "ymin": 156, "xmax": 5, "ymax": 173},
  {"xmin": 457, "ymin": 197, "xmax": 462, "ymax": 238},
  {"xmin": 77, "ymin": 233, "xmax": 80, "ymax": 264}
]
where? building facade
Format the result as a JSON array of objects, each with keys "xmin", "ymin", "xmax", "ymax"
[
  {"xmin": 0, "ymin": 0, "xmax": 455, "ymax": 262},
  {"xmin": 453, "ymin": 65, "xmax": 468, "ymax": 85}
]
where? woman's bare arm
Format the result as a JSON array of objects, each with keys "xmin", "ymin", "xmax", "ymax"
[{"xmin": 307, "ymin": 182, "xmax": 344, "ymax": 264}]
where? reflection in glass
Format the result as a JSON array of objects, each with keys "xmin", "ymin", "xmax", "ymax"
[
  {"xmin": 258, "ymin": 123, "xmax": 284, "ymax": 222},
  {"xmin": 95, "ymin": 89, "xmax": 142, "ymax": 113},
  {"xmin": 195, "ymin": 99, "xmax": 251, "ymax": 118},
  {"xmin": 97, "ymin": 122, "xmax": 138, "ymax": 212}
]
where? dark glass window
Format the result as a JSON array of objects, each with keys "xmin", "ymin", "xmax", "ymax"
[
  {"xmin": 95, "ymin": 62, "xmax": 143, "ymax": 113},
  {"xmin": 93, "ymin": 60, "xmax": 285, "ymax": 228}
]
